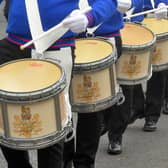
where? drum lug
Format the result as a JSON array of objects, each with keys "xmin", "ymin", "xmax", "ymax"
[
  {"xmin": 64, "ymin": 126, "xmax": 75, "ymax": 143},
  {"xmin": 117, "ymin": 92, "xmax": 125, "ymax": 106},
  {"xmin": 86, "ymin": 31, "xmax": 95, "ymax": 37}
]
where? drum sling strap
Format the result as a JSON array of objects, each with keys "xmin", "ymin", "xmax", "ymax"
[{"xmin": 25, "ymin": 0, "xmax": 73, "ymax": 121}]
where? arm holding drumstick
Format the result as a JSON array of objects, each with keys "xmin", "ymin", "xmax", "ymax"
[
  {"xmin": 124, "ymin": 4, "xmax": 168, "ymax": 19},
  {"xmin": 20, "ymin": 7, "xmax": 91, "ymax": 51}
]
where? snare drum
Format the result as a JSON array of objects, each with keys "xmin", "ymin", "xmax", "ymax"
[
  {"xmin": 70, "ymin": 37, "xmax": 123, "ymax": 113},
  {"xmin": 0, "ymin": 59, "xmax": 71, "ymax": 150},
  {"xmin": 116, "ymin": 23, "xmax": 156, "ymax": 85},
  {"xmin": 142, "ymin": 18, "xmax": 168, "ymax": 71}
]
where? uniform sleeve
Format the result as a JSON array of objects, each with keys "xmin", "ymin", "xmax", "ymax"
[
  {"xmin": 130, "ymin": 0, "xmax": 144, "ymax": 22},
  {"xmin": 131, "ymin": 0, "xmax": 144, "ymax": 9},
  {"xmin": 86, "ymin": 0, "xmax": 118, "ymax": 27}
]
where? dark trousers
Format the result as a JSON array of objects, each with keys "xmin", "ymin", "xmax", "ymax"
[
  {"xmin": 1, "ymin": 142, "xmax": 64, "ymax": 168},
  {"xmin": 63, "ymin": 128, "xmax": 75, "ymax": 167},
  {"xmin": 104, "ymin": 70, "xmax": 165, "ymax": 142},
  {"xmin": 73, "ymin": 112, "xmax": 102, "ymax": 168},
  {"xmin": 161, "ymin": 70, "xmax": 168, "ymax": 104},
  {"xmin": 0, "ymin": 145, "xmax": 32, "ymax": 168},
  {"xmin": 145, "ymin": 71, "xmax": 165, "ymax": 122},
  {"xmin": 0, "ymin": 39, "xmax": 64, "ymax": 168},
  {"xmin": 104, "ymin": 84, "xmax": 145, "ymax": 142},
  {"xmin": 37, "ymin": 141, "xmax": 64, "ymax": 168}
]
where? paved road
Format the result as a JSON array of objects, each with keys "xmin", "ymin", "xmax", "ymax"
[{"xmin": 1, "ymin": 4, "xmax": 168, "ymax": 168}]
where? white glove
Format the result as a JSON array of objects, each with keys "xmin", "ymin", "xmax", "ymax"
[
  {"xmin": 155, "ymin": 3, "xmax": 167, "ymax": 19},
  {"xmin": 63, "ymin": 10, "xmax": 89, "ymax": 33},
  {"xmin": 117, "ymin": 0, "xmax": 132, "ymax": 13}
]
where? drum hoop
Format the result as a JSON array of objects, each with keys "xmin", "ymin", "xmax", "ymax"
[
  {"xmin": 122, "ymin": 23, "xmax": 156, "ymax": 52},
  {"xmin": 143, "ymin": 17, "xmax": 168, "ymax": 41},
  {"xmin": 156, "ymin": 32, "xmax": 168, "ymax": 41},
  {"xmin": 153, "ymin": 63, "xmax": 168, "ymax": 72},
  {"xmin": 0, "ymin": 59, "xmax": 66, "ymax": 103},
  {"xmin": 0, "ymin": 123, "xmax": 72, "ymax": 150},
  {"xmin": 71, "ymin": 90, "xmax": 123, "ymax": 113},
  {"xmin": 117, "ymin": 66, "xmax": 152, "ymax": 85},
  {"xmin": 74, "ymin": 37, "xmax": 117, "ymax": 72}
]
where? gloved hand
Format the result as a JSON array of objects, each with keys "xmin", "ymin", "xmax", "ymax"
[
  {"xmin": 117, "ymin": 0, "xmax": 132, "ymax": 13},
  {"xmin": 63, "ymin": 10, "xmax": 89, "ymax": 33},
  {"xmin": 155, "ymin": 3, "xmax": 167, "ymax": 19}
]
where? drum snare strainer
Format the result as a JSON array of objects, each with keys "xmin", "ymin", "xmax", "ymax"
[{"xmin": 0, "ymin": 59, "xmax": 71, "ymax": 150}]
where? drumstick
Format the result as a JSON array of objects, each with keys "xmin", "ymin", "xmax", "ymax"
[
  {"xmin": 124, "ymin": 5, "xmax": 168, "ymax": 19},
  {"xmin": 20, "ymin": 7, "xmax": 92, "ymax": 50}
]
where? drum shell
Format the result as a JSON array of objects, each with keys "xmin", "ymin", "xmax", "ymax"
[
  {"xmin": 0, "ymin": 59, "xmax": 71, "ymax": 150},
  {"xmin": 70, "ymin": 37, "xmax": 122, "ymax": 113},
  {"xmin": 142, "ymin": 18, "xmax": 168, "ymax": 71},
  {"xmin": 116, "ymin": 23, "xmax": 156, "ymax": 85},
  {"xmin": 116, "ymin": 48, "xmax": 154, "ymax": 85},
  {"xmin": 152, "ymin": 38, "xmax": 168, "ymax": 71}
]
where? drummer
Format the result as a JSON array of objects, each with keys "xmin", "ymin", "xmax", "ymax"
[
  {"xmin": 0, "ymin": 0, "xmax": 119, "ymax": 168},
  {"xmin": 147, "ymin": 1, "xmax": 168, "ymax": 116},
  {"xmin": 102, "ymin": 0, "xmax": 145, "ymax": 155},
  {"xmin": 127, "ymin": 0, "xmax": 168, "ymax": 130},
  {"xmin": 103, "ymin": 0, "xmax": 168, "ymax": 156},
  {"xmin": 62, "ymin": 1, "xmax": 145, "ymax": 167},
  {"xmin": 63, "ymin": 1, "xmax": 123, "ymax": 167},
  {"xmin": 142, "ymin": 0, "xmax": 168, "ymax": 131}
]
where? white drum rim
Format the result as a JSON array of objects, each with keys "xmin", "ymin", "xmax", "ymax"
[
  {"xmin": 156, "ymin": 32, "xmax": 168, "ymax": 41},
  {"xmin": 143, "ymin": 17, "xmax": 168, "ymax": 41},
  {"xmin": 72, "ymin": 90, "xmax": 124, "ymax": 113},
  {"xmin": 74, "ymin": 37, "xmax": 117, "ymax": 73},
  {"xmin": 153, "ymin": 63, "xmax": 168, "ymax": 72},
  {"xmin": 122, "ymin": 23, "xmax": 156, "ymax": 52},
  {"xmin": 0, "ymin": 59, "xmax": 66, "ymax": 103}
]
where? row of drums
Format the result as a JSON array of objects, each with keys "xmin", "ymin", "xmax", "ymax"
[{"xmin": 0, "ymin": 17, "xmax": 167, "ymax": 150}]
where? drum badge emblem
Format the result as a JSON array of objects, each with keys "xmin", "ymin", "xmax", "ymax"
[
  {"xmin": 152, "ymin": 47, "xmax": 162, "ymax": 64},
  {"xmin": 76, "ymin": 75, "xmax": 100, "ymax": 102},
  {"xmin": 13, "ymin": 106, "xmax": 42, "ymax": 137},
  {"xmin": 122, "ymin": 54, "xmax": 141, "ymax": 77}
]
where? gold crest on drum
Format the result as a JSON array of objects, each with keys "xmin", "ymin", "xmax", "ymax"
[
  {"xmin": 116, "ymin": 22, "xmax": 156, "ymax": 85},
  {"xmin": 70, "ymin": 37, "xmax": 124, "ymax": 113},
  {"xmin": 0, "ymin": 59, "xmax": 72, "ymax": 150},
  {"xmin": 142, "ymin": 18, "xmax": 168, "ymax": 71}
]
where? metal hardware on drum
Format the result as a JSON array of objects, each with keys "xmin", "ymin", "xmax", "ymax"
[
  {"xmin": 64, "ymin": 126, "xmax": 75, "ymax": 143},
  {"xmin": 116, "ymin": 87, "xmax": 125, "ymax": 106},
  {"xmin": 116, "ymin": 22, "xmax": 156, "ymax": 85},
  {"xmin": 0, "ymin": 59, "xmax": 72, "ymax": 150},
  {"xmin": 70, "ymin": 37, "xmax": 121, "ymax": 113}
]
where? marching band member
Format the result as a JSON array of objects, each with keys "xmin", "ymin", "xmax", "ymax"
[
  {"xmin": 73, "ymin": 7, "xmax": 123, "ymax": 167},
  {"xmin": 104, "ymin": 0, "xmax": 168, "ymax": 156},
  {"xmin": 63, "ymin": 1, "xmax": 121, "ymax": 167},
  {"xmin": 142, "ymin": 0, "xmax": 168, "ymax": 131},
  {"xmin": 0, "ymin": 0, "xmax": 118, "ymax": 168},
  {"xmin": 103, "ymin": 0, "xmax": 145, "ymax": 155},
  {"xmin": 63, "ymin": 1, "xmax": 144, "ymax": 168}
]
